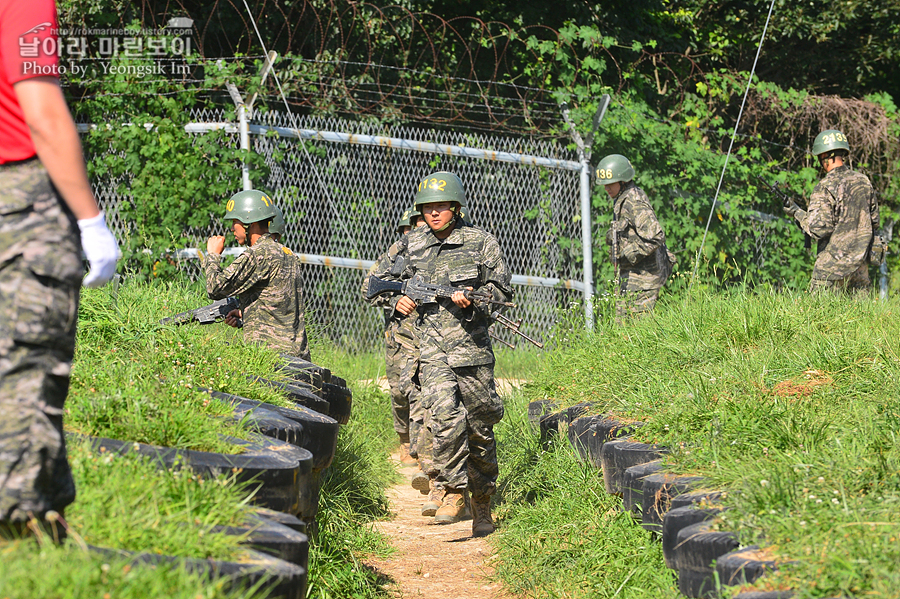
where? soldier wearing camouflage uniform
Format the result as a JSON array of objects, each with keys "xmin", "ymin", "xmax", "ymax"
[
  {"xmin": 370, "ymin": 171, "xmax": 512, "ymax": 537},
  {"xmin": 784, "ymin": 130, "xmax": 879, "ymax": 292},
  {"xmin": 203, "ymin": 190, "xmax": 311, "ymax": 360},
  {"xmin": 597, "ymin": 154, "xmax": 674, "ymax": 320},
  {"xmin": 1, "ymin": 0, "xmax": 119, "ymax": 542},
  {"xmin": 364, "ymin": 207, "xmax": 423, "ymax": 466}
]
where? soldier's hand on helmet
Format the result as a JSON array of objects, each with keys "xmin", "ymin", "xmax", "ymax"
[
  {"xmin": 451, "ymin": 287, "xmax": 473, "ymax": 309},
  {"xmin": 207, "ymin": 235, "xmax": 226, "ymax": 255},
  {"xmin": 782, "ymin": 198, "xmax": 802, "ymax": 218},
  {"xmin": 78, "ymin": 212, "xmax": 120, "ymax": 288},
  {"xmin": 224, "ymin": 309, "xmax": 243, "ymax": 328},
  {"xmin": 396, "ymin": 295, "xmax": 417, "ymax": 316}
]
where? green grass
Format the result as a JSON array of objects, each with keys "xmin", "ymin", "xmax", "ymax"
[
  {"xmin": 3, "ymin": 280, "xmax": 398, "ymax": 599},
  {"xmin": 0, "ymin": 539, "xmax": 269, "ymax": 599},
  {"xmin": 493, "ymin": 390, "xmax": 681, "ymax": 599},
  {"xmin": 515, "ymin": 289, "xmax": 900, "ymax": 598},
  {"xmin": 306, "ymin": 378, "xmax": 398, "ymax": 599}
]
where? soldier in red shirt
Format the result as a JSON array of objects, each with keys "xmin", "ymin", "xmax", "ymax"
[{"xmin": 0, "ymin": 0, "xmax": 119, "ymax": 542}]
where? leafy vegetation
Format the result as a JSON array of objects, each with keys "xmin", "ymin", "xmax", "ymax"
[{"xmin": 517, "ymin": 290, "xmax": 900, "ymax": 597}]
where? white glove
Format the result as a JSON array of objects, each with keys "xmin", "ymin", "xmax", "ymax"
[{"xmin": 78, "ymin": 212, "xmax": 120, "ymax": 288}]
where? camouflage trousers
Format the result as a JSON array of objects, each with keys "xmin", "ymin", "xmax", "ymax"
[
  {"xmin": 385, "ymin": 341, "xmax": 420, "ymax": 443},
  {"xmin": 615, "ymin": 287, "xmax": 660, "ymax": 323},
  {"xmin": 0, "ymin": 160, "xmax": 83, "ymax": 523},
  {"xmin": 809, "ymin": 263, "xmax": 871, "ymax": 294},
  {"xmin": 419, "ymin": 359, "xmax": 504, "ymax": 498}
]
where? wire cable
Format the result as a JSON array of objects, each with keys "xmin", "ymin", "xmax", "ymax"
[
  {"xmin": 241, "ymin": 0, "xmax": 361, "ymax": 258},
  {"xmin": 689, "ymin": 0, "xmax": 778, "ymax": 288}
]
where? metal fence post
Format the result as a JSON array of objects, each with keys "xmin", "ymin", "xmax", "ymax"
[{"xmin": 579, "ymin": 158, "xmax": 594, "ymax": 330}]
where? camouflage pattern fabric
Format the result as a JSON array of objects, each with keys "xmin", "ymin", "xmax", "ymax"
[
  {"xmin": 607, "ymin": 181, "xmax": 673, "ymax": 294},
  {"xmin": 363, "ymin": 244, "xmax": 422, "ymax": 444},
  {"xmin": 421, "ymin": 361, "xmax": 503, "ymax": 497},
  {"xmin": 370, "ymin": 222, "xmax": 512, "ymax": 496},
  {"xmin": 203, "ymin": 234, "xmax": 310, "ymax": 360},
  {"xmin": 0, "ymin": 160, "xmax": 82, "ymax": 523},
  {"xmin": 809, "ymin": 262, "xmax": 870, "ymax": 293},
  {"xmin": 615, "ymin": 288, "xmax": 661, "ymax": 322},
  {"xmin": 795, "ymin": 165, "xmax": 878, "ymax": 290}
]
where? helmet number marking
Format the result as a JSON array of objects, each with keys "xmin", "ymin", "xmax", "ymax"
[
  {"xmin": 823, "ymin": 132, "xmax": 847, "ymax": 144},
  {"xmin": 597, "ymin": 169, "xmax": 613, "ymax": 179},
  {"xmin": 419, "ymin": 178, "xmax": 447, "ymax": 192},
  {"xmin": 260, "ymin": 195, "xmax": 271, "ymax": 206},
  {"xmin": 226, "ymin": 199, "xmax": 235, "ymax": 212}
]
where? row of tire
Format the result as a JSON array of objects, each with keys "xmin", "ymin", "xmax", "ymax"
[
  {"xmin": 528, "ymin": 400, "xmax": 797, "ymax": 599},
  {"xmin": 74, "ymin": 356, "xmax": 353, "ymax": 599}
]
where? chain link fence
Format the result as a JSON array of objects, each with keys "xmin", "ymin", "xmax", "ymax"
[{"xmin": 88, "ymin": 110, "xmax": 585, "ymax": 350}]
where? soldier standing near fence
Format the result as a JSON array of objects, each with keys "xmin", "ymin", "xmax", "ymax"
[
  {"xmin": 204, "ymin": 190, "xmax": 311, "ymax": 360},
  {"xmin": 596, "ymin": 154, "xmax": 674, "ymax": 321},
  {"xmin": 783, "ymin": 130, "xmax": 879, "ymax": 293},
  {"xmin": 1, "ymin": 0, "xmax": 119, "ymax": 542},
  {"xmin": 371, "ymin": 171, "xmax": 512, "ymax": 537}
]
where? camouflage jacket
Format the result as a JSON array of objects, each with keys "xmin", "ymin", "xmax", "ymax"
[
  {"xmin": 370, "ymin": 222, "xmax": 512, "ymax": 368},
  {"xmin": 362, "ymin": 241, "xmax": 419, "ymax": 352},
  {"xmin": 796, "ymin": 165, "xmax": 878, "ymax": 281},
  {"xmin": 607, "ymin": 182, "xmax": 673, "ymax": 291},
  {"xmin": 202, "ymin": 234, "xmax": 310, "ymax": 359}
]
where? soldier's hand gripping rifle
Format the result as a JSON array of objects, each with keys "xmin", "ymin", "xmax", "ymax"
[
  {"xmin": 160, "ymin": 297, "xmax": 242, "ymax": 326},
  {"xmin": 755, "ymin": 174, "xmax": 812, "ymax": 250},
  {"xmin": 366, "ymin": 274, "xmax": 543, "ymax": 348}
]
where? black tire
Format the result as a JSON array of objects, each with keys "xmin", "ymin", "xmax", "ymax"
[
  {"xmin": 640, "ymin": 472, "xmax": 706, "ymax": 533},
  {"xmin": 89, "ymin": 544, "xmax": 306, "ymax": 599},
  {"xmin": 677, "ymin": 567, "xmax": 718, "ymax": 599},
  {"xmin": 622, "ymin": 460, "xmax": 663, "ymax": 515},
  {"xmin": 75, "ymin": 433, "xmax": 313, "ymax": 516},
  {"xmin": 215, "ymin": 513, "xmax": 310, "ymax": 573},
  {"xmin": 539, "ymin": 409, "xmax": 562, "ymax": 447},
  {"xmin": 229, "ymin": 399, "xmax": 307, "ymax": 447},
  {"xmin": 253, "ymin": 507, "xmax": 308, "ymax": 535},
  {"xmin": 279, "ymin": 354, "xmax": 332, "ymax": 384},
  {"xmin": 559, "ymin": 402, "xmax": 592, "ymax": 430},
  {"xmin": 715, "ymin": 546, "xmax": 779, "ymax": 588},
  {"xmin": 204, "ymin": 389, "xmax": 339, "ymax": 472},
  {"xmin": 584, "ymin": 417, "xmax": 639, "ymax": 471},
  {"xmin": 567, "ymin": 415, "xmax": 595, "ymax": 463},
  {"xmin": 250, "ymin": 376, "xmax": 332, "ymax": 415},
  {"xmin": 662, "ymin": 506, "xmax": 725, "ymax": 569},
  {"xmin": 674, "ymin": 521, "xmax": 739, "ymax": 572},
  {"xmin": 322, "ymin": 382, "xmax": 353, "ymax": 425},
  {"xmin": 600, "ymin": 440, "xmax": 668, "ymax": 495},
  {"xmin": 671, "ymin": 490, "xmax": 725, "ymax": 511},
  {"xmin": 527, "ymin": 400, "xmax": 557, "ymax": 434}
]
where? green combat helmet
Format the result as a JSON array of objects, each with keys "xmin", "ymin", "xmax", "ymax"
[
  {"xmin": 414, "ymin": 171, "xmax": 466, "ymax": 211},
  {"xmin": 395, "ymin": 206, "xmax": 421, "ymax": 233},
  {"xmin": 270, "ymin": 204, "xmax": 286, "ymax": 237},
  {"xmin": 812, "ymin": 129, "xmax": 850, "ymax": 157},
  {"xmin": 595, "ymin": 154, "xmax": 635, "ymax": 185},
  {"xmin": 224, "ymin": 189, "xmax": 277, "ymax": 225}
]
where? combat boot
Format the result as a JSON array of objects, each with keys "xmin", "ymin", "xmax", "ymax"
[
  {"xmin": 471, "ymin": 496, "xmax": 495, "ymax": 537},
  {"xmin": 421, "ymin": 480, "xmax": 444, "ymax": 517},
  {"xmin": 434, "ymin": 488, "xmax": 468, "ymax": 525},
  {"xmin": 398, "ymin": 442, "xmax": 417, "ymax": 465},
  {"xmin": 410, "ymin": 468, "xmax": 430, "ymax": 494}
]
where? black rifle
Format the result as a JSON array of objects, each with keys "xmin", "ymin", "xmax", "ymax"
[
  {"xmin": 756, "ymin": 175, "xmax": 812, "ymax": 250},
  {"xmin": 366, "ymin": 273, "xmax": 516, "ymax": 308},
  {"xmin": 366, "ymin": 274, "xmax": 544, "ymax": 348},
  {"xmin": 160, "ymin": 297, "xmax": 241, "ymax": 326}
]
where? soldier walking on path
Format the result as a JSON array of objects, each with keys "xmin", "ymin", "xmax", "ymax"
[
  {"xmin": 783, "ymin": 130, "xmax": 880, "ymax": 293},
  {"xmin": 369, "ymin": 171, "xmax": 513, "ymax": 537},
  {"xmin": 203, "ymin": 190, "xmax": 311, "ymax": 360},
  {"xmin": 364, "ymin": 208, "xmax": 424, "ymax": 466},
  {"xmin": 596, "ymin": 154, "xmax": 674, "ymax": 321},
  {"xmin": 1, "ymin": 0, "xmax": 119, "ymax": 542}
]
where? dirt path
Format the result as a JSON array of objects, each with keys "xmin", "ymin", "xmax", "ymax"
[{"xmin": 364, "ymin": 456, "xmax": 517, "ymax": 599}]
